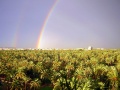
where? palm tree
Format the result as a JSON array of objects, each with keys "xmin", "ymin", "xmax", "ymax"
[
  {"xmin": 23, "ymin": 76, "xmax": 31, "ymax": 90},
  {"xmin": 15, "ymin": 71, "xmax": 26, "ymax": 80},
  {"xmin": 10, "ymin": 79, "xmax": 24, "ymax": 90},
  {"xmin": 30, "ymin": 78, "xmax": 40, "ymax": 90},
  {"xmin": 107, "ymin": 66, "xmax": 118, "ymax": 90}
]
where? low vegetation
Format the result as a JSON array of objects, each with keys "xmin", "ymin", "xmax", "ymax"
[{"xmin": 0, "ymin": 49, "xmax": 120, "ymax": 90}]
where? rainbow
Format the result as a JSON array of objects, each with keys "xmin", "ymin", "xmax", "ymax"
[
  {"xmin": 13, "ymin": 1, "xmax": 28, "ymax": 48},
  {"xmin": 37, "ymin": 0, "xmax": 59, "ymax": 49}
]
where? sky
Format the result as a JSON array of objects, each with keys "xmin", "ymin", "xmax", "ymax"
[{"xmin": 0, "ymin": 0, "xmax": 120, "ymax": 49}]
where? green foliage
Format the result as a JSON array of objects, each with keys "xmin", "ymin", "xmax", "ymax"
[{"xmin": 0, "ymin": 49, "xmax": 120, "ymax": 90}]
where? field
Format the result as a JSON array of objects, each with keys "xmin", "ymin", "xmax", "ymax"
[{"xmin": 0, "ymin": 49, "xmax": 120, "ymax": 90}]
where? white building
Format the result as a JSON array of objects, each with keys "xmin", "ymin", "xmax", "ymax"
[{"xmin": 88, "ymin": 46, "xmax": 93, "ymax": 50}]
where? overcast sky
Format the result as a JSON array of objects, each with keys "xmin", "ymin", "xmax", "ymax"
[{"xmin": 0, "ymin": 0, "xmax": 120, "ymax": 49}]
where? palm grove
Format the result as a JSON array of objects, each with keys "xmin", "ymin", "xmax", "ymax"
[{"xmin": 0, "ymin": 49, "xmax": 120, "ymax": 90}]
